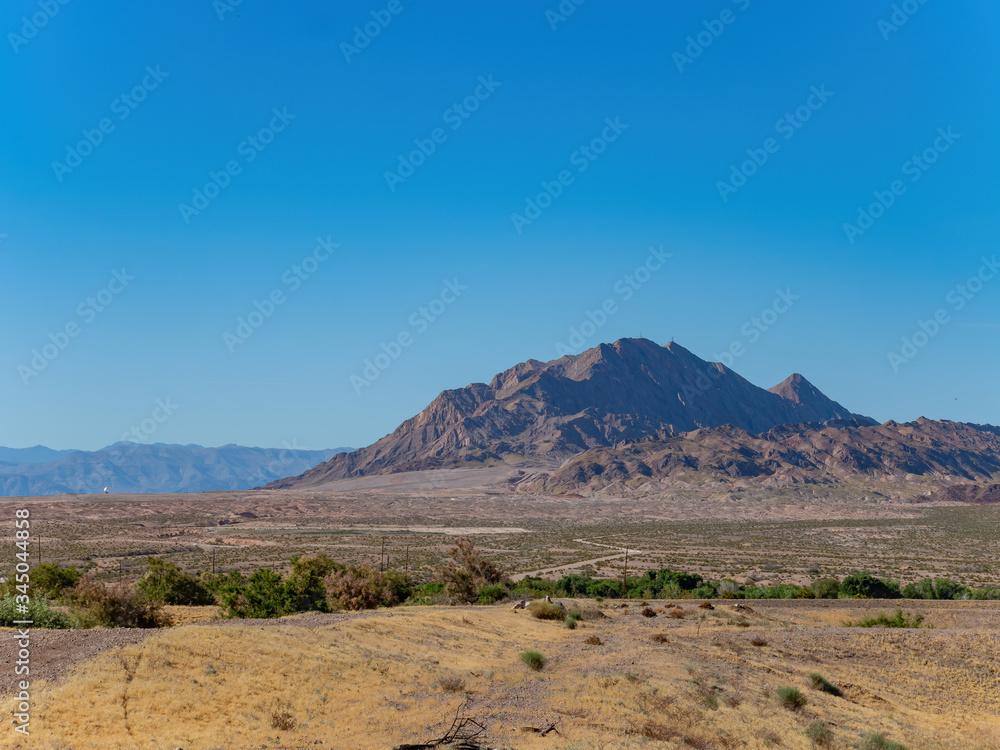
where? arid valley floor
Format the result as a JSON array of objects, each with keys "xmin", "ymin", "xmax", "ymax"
[{"xmin": 3, "ymin": 475, "xmax": 999, "ymax": 749}]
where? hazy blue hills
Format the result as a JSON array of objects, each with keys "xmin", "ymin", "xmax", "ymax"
[{"xmin": 0, "ymin": 443, "xmax": 350, "ymax": 496}]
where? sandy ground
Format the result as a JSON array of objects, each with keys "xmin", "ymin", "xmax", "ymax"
[{"xmin": 2, "ymin": 599, "xmax": 998, "ymax": 749}]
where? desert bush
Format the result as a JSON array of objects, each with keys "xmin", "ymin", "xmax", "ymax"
[
  {"xmin": 407, "ymin": 580, "xmax": 447, "ymax": 605},
  {"xmin": 640, "ymin": 607, "xmax": 657, "ymax": 617},
  {"xmin": 441, "ymin": 538, "xmax": 507, "ymax": 603},
  {"xmin": 270, "ymin": 703, "xmax": 296, "ymax": 730},
  {"xmin": 862, "ymin": 733, "xmax": 909, "ymax": 750},
  {"xmin": 286, "ymin": 553, "xmax": 340, "ymax": 612},
  {"xmin": 438, "ymin": 676, "xmax": 465, "ymax": 693},
  {"xmin": 698, "ymin": 601, "xmax": 714, "ymax": 609},
  {"xmin": 0, "ymin": 595, "xmax": 76, "ymax": 628},
  {"xmin": 777, "ymin": 686, "xmax": 807, "ymax": 710},
  {"xmin": 29, "ymin": 562, "xmax": 82, "ymax": 599},
  {"xmin": 217, "ymin": 569, "xmax": 292, "ymax": 619},
  {"xmin": 324, "ymin": 565, "xmax": 411, "ymax": 611},
  {"xmin": 908, "ymin": 577, "xmax": 969, "ymax": 601},
  {"xmin": 841, "ymin": 573, "xmax": 901, "ymax": 599},
  {"xmin": 741, "ymin": 583, "xmax": 806, "ymax": 600},
  {"xmin": 805, "ymin": 721, "xmax": 831, "ymax": 745},
  {"xmin": 845, "ymin": 609, "xmax": 924, "ymax": 628},
  {"xmin": 528, "ymin": 601, "xmax": 565, "ymax": 621},
  {"xmin": 584, "ymin": 635, "xmax": 603, "ymax": 645},
  {"xmin": 563, "ymin": 613, "xmax": 578, "ymax": 629},
  {"xmin": 72, "ymin": 577, "xmax": 166, "ymax": 628},
  {"xmin": 667, "ymin": 608, "xmax": 685, "ymax": 619},
  {"xmin": 651, "ymin": 632, "xmax": 670, "ymax": 643},
  {"xmin": 717, "ymin": 580, "xmax": 740, "ymax": 596},
  {"xmin": 477, "ymin": 583, "xmax": 508, "ymax": 605},
  {"xmin": 520, "ymin": 649, "xmax": 546, "ymax": 671},
  {"xmin": 138, "ymin": 557, "xmax": 214, "ymax": 606},
  {"xmin": 750, "ymin": 636, "xmax": 768, "ymax": 647},
  {"xmin": 811, "ymin": 577, "xmax": 841, "ymax": 599},
  {"xmin": 510, "ymin": 575, "xmax": 558, "ymax": 599},
  {"xmin": 808, "ymin": 673, "xmax": 843, "ymax": 697}
]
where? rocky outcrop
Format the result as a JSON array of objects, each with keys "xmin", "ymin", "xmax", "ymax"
[
  {"xmin": 267, "ymin": 338, "xmax": 873, "ymax": 488},
  {"xmin": 525, "ymin": 418, "xmax": 1000, "ymax": 493}
]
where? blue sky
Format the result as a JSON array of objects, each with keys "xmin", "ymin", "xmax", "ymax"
[{"xmin": 1, "ymin": 0, "xmax": 998, "ymax": 451}]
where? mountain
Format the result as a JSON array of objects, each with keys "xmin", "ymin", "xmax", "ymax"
[
  {"xmin": 526, "ymin": 418, "xmax": 1000, "ymax": 493},
  {"xmin": 925, "ymin": 483, "xmax": 1000, "ymax": 505},
  {"xmin": 267, "ymin": 338, "xmax": 874, "ymax": 488},
  {"xmin": 0, "ymin": 443, "xmax": 351, "ymax": 496},
  {"xmin": 0, "ymin": 445, "xmax": 77, "ymax": 464}
]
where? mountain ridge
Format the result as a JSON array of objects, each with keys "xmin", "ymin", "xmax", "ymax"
[{"xmin": 266, "ymin": 338, "xmax": 875, "ymax": 489}]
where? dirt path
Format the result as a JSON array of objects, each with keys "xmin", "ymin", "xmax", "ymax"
[{"xmin": 510, "ymin": 539, "xmax": 644, "ymax": 581}]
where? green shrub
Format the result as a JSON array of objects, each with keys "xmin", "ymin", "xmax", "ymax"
[
  {"xmin": 137, "ymin": 557, "xmax": 215, "ymax": 606},
  {"xmin": 477, "ymin": 583, "xmax": 508, "ymax": 605},
  {"xmin": 0, "ymin": 595, "xmax": 76, "ymax": 628},
  {"xmin": 564, "ymin": 611, "xmax": 580, "ymax": 629},
  {"xmin": 406, "ymin": 581, "xmax": 447, "ymax": 605},
  {"xmin": 910, "ymin": 577, "xmax": 968, "ymax": 601},
  {"xmin": 811, "ymin": 577, "xmax": 841, "ymax": 599},
  {"xmin": 286, "ymin": 553, "xmax": 340, "ymax": 612},
  {"xmin": 862, "ymin": 733, "xmax": 910, "ymax": 750},
  {"xmin": 72, "ymin": 577, "xmax": 166, "ymax": 628},
  {"xmin": 776, "ymin": 686, "xmax": 806, "ymax": 711},
  {"xmin": 217, "ymin": 569, "xmax": 292, "ymax": 619},
  {"xmin": 845, "ymin": 609, "xmax": 924, "ymax": 628},
  {"xmin": 511, "ymin": 576, "xmax": 558, "ymax": 599},
  {"xmin": 29, "ymin": 562, "xmax": 82, "ymax": 599},
  {"xmin": 805, "ymin": 721, "xmax": 831, "ymax": 746},
  {"xmin": 808, "ymin": 673, "xmax": 843, "ymax": 697},
  {"xmin": 520, "ymin": 650, "xmax": 546, "ymax": 671},
  {"xmin": 841, "ymin": 573, "xmax": 900, "ymax": 599}
]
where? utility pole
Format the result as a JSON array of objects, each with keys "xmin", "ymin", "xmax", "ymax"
[
  {"xmin": 37, "ymin": 539, "xmax": 41, "ymax": 567},
  {"xmin": 404, "ymin": 546, "xmax": 409, "ymax": 575},
  {"xmin": 212, "ymin": 549, "xmax": 216, "ymax": 575},
  {"xmin": 380, "ymin": 538, "xmax": 386, "ymax": 572},
  {"xmin": 118, "ymin": 559, "xmax": 123, "ymax": 585},
  {"xmin": 622, "ymin": 547, "xmax": 629, "ymax": 600}
]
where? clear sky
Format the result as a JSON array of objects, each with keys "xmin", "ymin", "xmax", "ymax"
[{"xmin": 1, "ymin": 0, "xmax": 998, "ymax": 451}]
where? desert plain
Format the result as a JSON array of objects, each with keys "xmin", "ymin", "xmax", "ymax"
[{"xmin": 2, "ymin": 471, "xmax": 999, "ymax": 749}]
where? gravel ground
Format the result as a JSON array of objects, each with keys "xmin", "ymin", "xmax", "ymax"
[{"xmin": 0, "ymin": 627, "xmax": 156, "ymax": 695}]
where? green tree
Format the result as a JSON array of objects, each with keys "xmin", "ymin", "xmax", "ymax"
[
  {"xmin": 31, "ymin": 562, "xmax": 82, "ymax": 599},
  {"xmin": 137, "ymin": 557, "xmax": 214, "ymax": 606},
  {"xmin": 217, "ymin": 569, "xmax": 292, "ymax": 618}
]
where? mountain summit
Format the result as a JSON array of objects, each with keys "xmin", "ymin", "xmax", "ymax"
[{"xmin": 268, "ymin": 338, "xmax": 873, "ymax": 488}]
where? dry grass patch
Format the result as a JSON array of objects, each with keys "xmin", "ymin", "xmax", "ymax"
[{"xmin": 5, "ymin": 601, "xmax": 999, "ymax": 750}]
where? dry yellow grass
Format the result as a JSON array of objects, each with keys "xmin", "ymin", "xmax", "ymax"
[
  {"xmin": 5, "ymin": 600, "xmax": 1000, "ymax": 749},
  {"xmin": 162, "ymin": 605, "xmax": 223, "ymax": 626}
]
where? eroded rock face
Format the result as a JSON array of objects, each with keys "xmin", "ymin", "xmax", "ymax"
[
  {"xmin": 526, "ymin": 418, "xmax": 1000, "ymax": 493},
  {"xmin": 927, "ymin": 483, "xmax": 1000, "ymax": 504},
  {"xmin": 268, "ymin": 338, "xmax": 873, "ymax": 488}
]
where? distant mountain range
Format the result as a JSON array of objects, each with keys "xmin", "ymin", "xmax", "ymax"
[
  {"xmin": 0, "ymin": 443, "xmax": 350, "ymax": 496},
  {"xmin": 267, "ymin": 338, "xmax": 897, "ymax": 490}
]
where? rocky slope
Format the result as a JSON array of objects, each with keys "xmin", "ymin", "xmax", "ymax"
[
  {"xmin": 267, "ymin": 338, "xmax": 873, "ymax": 488},
  {"xmin": 523, "ymin": 418, "xmax": 1000, "ymax": 493},
  {"xmin": 925, "ymin": 482, "xmax": 1000, "ymax": 504}
]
